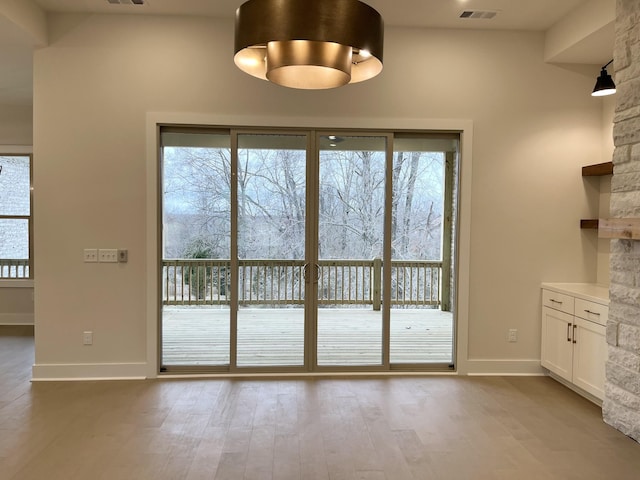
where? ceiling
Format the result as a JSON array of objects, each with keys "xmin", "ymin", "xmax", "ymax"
[
  {"xmin": 0, "ymin": 0, "xmax": 612, "ymax": 107},
  {"xmin": 33, "ymin": 0, "xmax": 587, "ymax": 30}
]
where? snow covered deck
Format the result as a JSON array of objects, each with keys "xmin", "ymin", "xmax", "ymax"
[{"xmin": 162, "ymin": 307, "xmax": 453, "ymax": 368}]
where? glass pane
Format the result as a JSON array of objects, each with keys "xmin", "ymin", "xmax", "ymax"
[
  {"xmin": 161, "ymin": 132, "xmax": 232, "ymax": 366},
  {"xmin": 0, "ymin": 219, "xmax": 28, "ymax": 259},
  {"xmin": 317, "ymin": 135, "xmax": 386, "ymax": 366},
  {"xmin": 237, "ymin": 133, "xmax": 307, "ymax": 367},
  {"xmin": 0, "ymin": 219, "xmax": 29, "ymax": 278},
  {"xmin": 0, "ymin": 156, "xmax": 30, "ymax": 216},
  {"xmin": 389, "ymin": 137, "xmax": 455, "ymax": 364}
]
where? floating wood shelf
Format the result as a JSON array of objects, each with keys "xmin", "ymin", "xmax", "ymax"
[
  {"xmin": 580, "ymin": 219, "xmax": 599, "ymax": 229},
  {"xmin": 582, "ymin": 162, "xmax": 613, "ymax": 176},
  {"xmin": 598, "ymin": 218, "xmax": 640, "ymax": 240}
]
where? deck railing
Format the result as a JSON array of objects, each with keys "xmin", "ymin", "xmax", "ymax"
[
  {"xmin": 0, "ymin": 259, "xmax": 30, "ymax": 279},
  {"xmin": 162, "ymin": 258, "xmax": 442, "ymax": 309}
]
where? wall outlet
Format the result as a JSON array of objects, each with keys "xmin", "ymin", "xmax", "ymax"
[
  {"xmin": 508, "ymin": 328, "xmax": 518, "ymax": 342},
  {"xmin": 83, "ymin": 331, "xmax": 93, "ymax": 345},
  {"xmin": 118, "ymin": 249, "xmax": 128, "ymax": 263},
  {"xmin": 98, "ymin": 249, "xmax": 118, "ymax": 263},
  {"xmin": 83, "ymin": 248, "xmax": 98, "ymax": 262}
]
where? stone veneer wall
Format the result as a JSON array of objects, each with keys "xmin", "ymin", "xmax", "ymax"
[{"xmin": 603, "ymin": 0, "xmax": 640, "ymax": 442}]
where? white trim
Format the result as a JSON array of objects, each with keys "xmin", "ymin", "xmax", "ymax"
[
  {"xmin": 0, "ymin": 313, "xmax": 34, "ymax": 325},
  {"xmin": 465, "ymin": 359, "xmax": 545, "ymax": 375},
  {"xmin": 146, "ymin": 119, "xmax": 159, "ymax": 379},
  {"xmin": 0, "ymin": 280, "xmax": 34, "ymax": 288},
  {"xmin": 146, "ymin": 112, "xmax": 473, "ymax": 378},
  {"xmin": 32, "ymin": 362, "xmax": 148, "ymax": 381},
  {"xmin": 453, "ymin": 127, "xmax": 472, "ymax": 375},
  {"xmin": 161, "ymin": 371, "xmax": 458, "ymax": 379},
  {"xmin": 0, "ymin": 145, "xmax": 33, "ymax": 153},
  {"xmin": 147, "ymin": 112, "xmax": 471, "ymax": 132}
]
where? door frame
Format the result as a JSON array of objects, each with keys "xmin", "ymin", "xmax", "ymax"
[{"xmin": 148, "ymin": 116, "xmax": 473, "ymax": 378}]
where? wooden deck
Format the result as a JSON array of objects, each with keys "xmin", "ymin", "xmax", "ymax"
[{"xmin": 162, "ymin": 307, "xmax": 453, "ymax": 368}]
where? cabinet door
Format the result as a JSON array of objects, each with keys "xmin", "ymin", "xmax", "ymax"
[
  {"xmin": 541, "ymin": 306, "xmax": 573, "ymax": 382},
  {"xmin": 572, "ymin": 317, "xmax": 607, "ymax": 400}
]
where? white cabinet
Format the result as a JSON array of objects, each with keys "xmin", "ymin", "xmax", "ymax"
[
  {"xmin": 541, "ymin": 284, "xmax": 608, "ymax": 403},
  {"xmin": 541, "ymin": 304, "xmax": 573, "ymax": 382}
]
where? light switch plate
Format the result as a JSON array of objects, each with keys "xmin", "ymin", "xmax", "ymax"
[
  {"xmin": 98, "ymin": 249, "xmax": 118, "ymax": 263},
  {"xmin": 83, "ymin": 249, "xmax": 98, "ymax": 263}
]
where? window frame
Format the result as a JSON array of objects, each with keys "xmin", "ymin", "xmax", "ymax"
[{"xmin": 0, "ymin": 153, "xmax": 33, "ymax": 280}]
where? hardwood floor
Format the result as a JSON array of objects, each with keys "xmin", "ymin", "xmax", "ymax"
[{"xmin": 2, "ymin": 335, "xmax": 640, "ymax": 479}]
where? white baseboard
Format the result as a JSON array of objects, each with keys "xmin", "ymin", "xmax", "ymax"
[
  {"xmin": 0, "ymin": 313, "xmax": 34, "ymax": 325},
  {"xmin": 29, "ymin": 359, "xmax": 543, "ymax": 380},
  {"xmin": 31, "ymin": 362, "xmax": 148, "ymax": 381},
  {"xmin": 464, "ymin": 358, "xmax": 544, "ymax": 376}
]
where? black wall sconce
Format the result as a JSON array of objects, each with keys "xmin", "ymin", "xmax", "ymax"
[{"xmin": 592, "ymin": 60, "xmax": 616, "ymax": 97}]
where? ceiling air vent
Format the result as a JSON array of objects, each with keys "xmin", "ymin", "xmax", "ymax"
[
  {"xmin": 107, "ymin": 0, "xmax": 145, "ymax": 5},
  {"xmin": 459, "ymin": 10, "xmax": 499, "ymax": 20}
]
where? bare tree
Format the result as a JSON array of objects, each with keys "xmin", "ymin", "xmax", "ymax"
[{"xmin": 164, "ymin": 145, "xmax": 444, "ymax": 262}]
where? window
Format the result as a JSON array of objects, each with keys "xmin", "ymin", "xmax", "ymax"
[{"xmin": 0, "ymin": 155, "xmax": 32, "ymax": 278}]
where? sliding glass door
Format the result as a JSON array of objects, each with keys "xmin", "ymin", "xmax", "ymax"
[
  {"xmin": 159, "ymin": 127, "xmax": 458, "ymax": 373},
  {"xmin": 316, "ymin": 134, "xmax": 388, "ymax": 367},
  {"xmin": 389, "ymin": 135, "xmax": 457, "ymax": 366},
  {"xmin": 235, "ymin": 133, "xmax": 308, "ymax": 367},
  {"xmin": 161, "ymin": 130, "xmax": 232, "ymax": 368}
]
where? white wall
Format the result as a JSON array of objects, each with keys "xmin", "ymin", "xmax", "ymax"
[
  {"xmin": 32, "ymin": 13, "xmax": 604, "ymax": 378},
  {"xmin": 0, "ymin": 105, "xmax": 32, "ymax": 145},
  {"xmin": 0, "ymin": 284, "xmax": 34, "ymax": 325},
  {"xmin": 596, "ymin": 95, "xmax": 615, "ymax": 285}
]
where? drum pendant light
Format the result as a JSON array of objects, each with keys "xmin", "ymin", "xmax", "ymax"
[{"xmin": 234, "ymin": 0, "xmax": 384, "ymax": 89}]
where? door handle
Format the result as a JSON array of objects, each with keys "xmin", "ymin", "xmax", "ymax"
[
  {"xmin": 567, "ymin": 323, "xmax": 572, "ymax": 342},
  {"xmin": 303, "ymin": 263, "xmax": 320, "ymax": 283},
  {"xmin": 572, "ymin": 324, "xmax": 577, "ymax": 344},
  {"xmin": 303, "ymin": 263, "xmax": 310, "ymax": 283}
]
